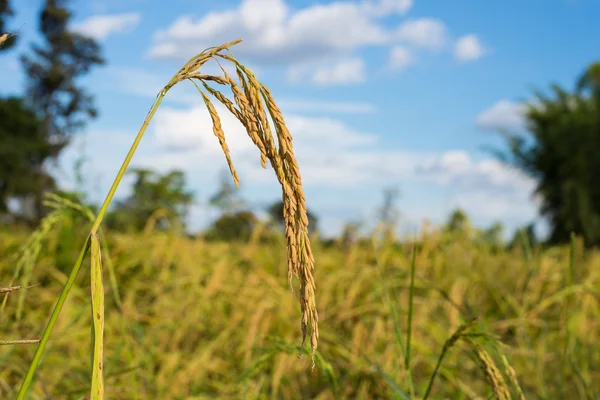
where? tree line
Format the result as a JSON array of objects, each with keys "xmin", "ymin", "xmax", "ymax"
[{"xmin": 2, "ymin": 1, "xmax": 600, "ymax": 246}]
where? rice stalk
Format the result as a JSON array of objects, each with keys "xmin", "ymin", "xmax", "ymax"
[
  {"xmin": 0, "ymin": 339, "xmax": 40, "ymax": 345},
  {"xmin": 17, "ymin": 38, "xmax": 318, "ymax": 398},
  {"xmin": 0, "ymin": 286, "xmax": 22, "ymax": 294}
]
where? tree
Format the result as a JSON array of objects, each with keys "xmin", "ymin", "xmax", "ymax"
[
  {"xmin": 498, "ymin": 62, "xmax": 600, "ymax": 246},
  {"xmin": 445, "ymin": 208, "xmax": 470, "ymax": 234},
  {"xmin": 105, "ymin": 169, "xmax": 194, "ymax": 232},
  {"xmin": 204, "ymin": 169, "xmax": 261, "ymax": 241},
  {"xmin": 0, "ymin": 0, "xmax": 17, "ymax": 51},
  {"xmin": 0, "ymin": 97, "xmax": 60, "ymax": 221},
  {"xmin": 205, "ymin": 210, "xmax": 258, "ymax": 242},
  {"xmin": 19, "ymin": 0, "xmax": 104, "ymax": 221}
]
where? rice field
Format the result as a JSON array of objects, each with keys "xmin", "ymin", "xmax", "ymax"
[{"xmin": 1, "ymin": 215, "xmax": 598, "ymax": 399}]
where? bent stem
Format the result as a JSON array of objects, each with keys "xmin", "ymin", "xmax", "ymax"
[{"xmin": 16, "ymin": 62, "xmax": 179, "ymax": 400}]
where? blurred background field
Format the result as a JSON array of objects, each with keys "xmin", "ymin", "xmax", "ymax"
[{"xmin": 1, "ymin": 211, "xmax": 599, "ymax": 399}]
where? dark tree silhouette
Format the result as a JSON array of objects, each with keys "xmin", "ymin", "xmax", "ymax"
[
  {"xmin": 0, "ymin": 97, "xmax": 59, "ymax": 219},
  {"xmin": 19, "ymin": 0, "xmax": 104, "ymax": 221},
  {"xmin": 205, "ymin": 210, "xmax": 258, "ymax": 242},
  {"xmin": 499, "ymin": 62, "xmax": 600, "ymax": 246}
]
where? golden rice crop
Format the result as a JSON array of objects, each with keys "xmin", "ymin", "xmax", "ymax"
[{"xmin": 1, "ymin": 225, "xmax": 598, "ymax": 399}]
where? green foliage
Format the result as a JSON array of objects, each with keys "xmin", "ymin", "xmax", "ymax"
[
  {"xmin": 499, "ymin": 61, "xmax": 600, "ymax": 247},
  {"xmin": 15, "ymin": 0, "xmax": 104, "ymax": 221},
  {"xmin": 444, "ymin": 208, "xmax": 470, "ymax": 234},
  {"xmin": 105, "ymin": 168, "xmax": 194, "ymax": 233},
  {"xmin": 481, "ymin": 221, "xmax": 505, "ymax": 250},
  {"xmin": 0, "ymin": 96, "xmax": 60, "ymax": 219},
  {"xmin": 205, "ymin": 210, "xmax": 258, "ymax": 242}
]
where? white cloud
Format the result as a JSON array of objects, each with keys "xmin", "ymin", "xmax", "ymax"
[
  {"xmin": 362, "ymin": 0, "xmax": 413, "ymax": 17},
  {"xmin": 311, "ymin": 58, "xmax": 367, "ymax": 86},
  {"xmin": 152, "ymin": 103, "xmax": 255, "ymax": 155},
  {"xmin": 287, "ymin": 58, "xmax": 367, "ymax": 86},
  {"xmin": 388, "ymin": 46, "xmax": 413, "ymax": 70},
  {"xmin": 145, "ymin": 0, "xmax": 441, "ymax": 70},
  {"xmin": 454, "ymin": 34, "xmax": 486, "ymax": 61},
  {"xmin": 395, "ymin": 18, "xmax": 448, "ymax": 49},
  {"xmin": 449, "ymin": 191, "xmax": 537, "ymax": 222},
  {"xmin": 71, "ymin": 13, "xmax": 141, "ymax": 41},
  {"xmin": 146, "ymin": 0, "xmax": 485, "ymax": 82},
  {"xmin": 147, "ymin": 0, "xmax": 395, "ymax": 64},
  {"xmin": 476, "ymin": 100, "xmax": 527, "ymax": 131},
  {"xmin": 286, "ymin": 115, "xmax": 379, "ymax": 148},
  {"xmin": 414, "ymin": 150, "xmax": 535, "ymax": 192}
]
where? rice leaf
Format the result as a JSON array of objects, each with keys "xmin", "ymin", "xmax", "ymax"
[{"xmin": 90, "ymin": 233, "xmax": 105, "ymax": 400}]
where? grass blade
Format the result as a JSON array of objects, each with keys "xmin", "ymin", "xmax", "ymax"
[
  {"xmin": 405, "ymin": 241, "xmax": 417, "ymax": 391},
  {"xmin": 364, "ymin": 354, "xmax": 411, "ymax": 400}
]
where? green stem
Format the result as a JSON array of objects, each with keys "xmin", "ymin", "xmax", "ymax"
[
  {"xmin": 405, "ymin": 243, "xmax": 417, "ymax": 399},
  {"xmin": 422, "ymin": 343, "xmax": 450, "ymax": 400},
  {"xmin": 16, "ymin": 87, "xmax": 169, "ymax": 400}
]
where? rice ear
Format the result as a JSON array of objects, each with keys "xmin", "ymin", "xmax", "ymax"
[{"xmin": 182, "ymin": 44, "xmax": 319, "ymax": 366}]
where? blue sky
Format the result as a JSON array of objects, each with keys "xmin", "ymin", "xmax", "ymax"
[{"xmin": 1, "ymin": 0, "xmax": 599, "ymax": 237}]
